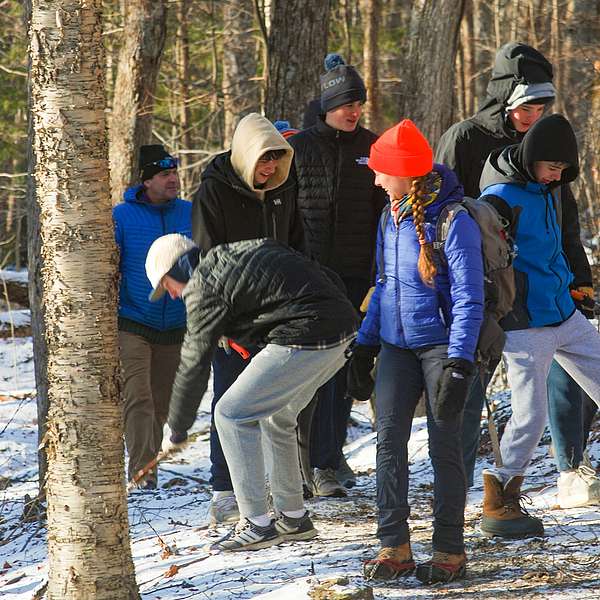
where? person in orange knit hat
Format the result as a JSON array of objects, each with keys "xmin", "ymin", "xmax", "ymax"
[{"xmin": 347, "ymin": 119, "xmax": 484, "ymax": 584}]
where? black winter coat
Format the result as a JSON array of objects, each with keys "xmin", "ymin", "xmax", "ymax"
[
  {"xmin": 289, "ymin": 117, "xmax": 387, "ymax": 281},
  {"xmin": 168, "ymin": 239, "xmax": 360, "ymax": 433},
  {"xmin": 435, "ymin": 42, "xmax": 591, "ymax": 288},
  {"xmin": 191, "ymin": 152, "xmax": 305, "ymax": 254}
]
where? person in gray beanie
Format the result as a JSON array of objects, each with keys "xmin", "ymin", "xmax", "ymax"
[{"xmin": 290, "ymin": 54, "xmax": 386, "ymax": 498}]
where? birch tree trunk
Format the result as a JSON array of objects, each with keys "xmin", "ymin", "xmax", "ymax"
[
  {"xmin": 265, "ymin": 0, "xmax": 332, "ymax": 128},
  {"xmin": 397, "ymin": 0, "xmax": 465, "ymax": 145},
  {"xmin": 108, "ymin": 0, "xmax": 167, "ymax": 206},
  {"xmin": 29, "ymin": 2, "xmax": 139, "ymax": 598},
  {"xmin": 222, "ymin": 0, "xmax": 259, "ymax": 145}
]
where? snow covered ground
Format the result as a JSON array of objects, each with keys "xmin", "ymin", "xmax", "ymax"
[{"xmin": 1, "ymin": 335, "xmax": 600, "ymax": 599}]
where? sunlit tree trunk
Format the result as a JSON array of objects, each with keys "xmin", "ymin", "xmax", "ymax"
[
  {"xmin": 398, "ymin": 0, "xmax": 465, "ymax": 145},
  {"xmin": 265, "ymin": 0, "xmax": 332, "ymax": 128},
  {"xmin": 222, "ymin": 0, "xmax": 259, "ymax": 145},
  {"xmin": 108, "ymin": 0, "xmax": 167, "ymax": 205},
  {"xmin": 361, "ymin": 0, "xmax": 382, "ymax": 132},
  {"xmin": 29, "ymin": 2, "xmax": 139, "ymax": 597}
]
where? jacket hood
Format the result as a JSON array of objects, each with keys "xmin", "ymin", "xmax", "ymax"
[
  {"xmin": 480, "ymin": 146, "xmax": 526, "ymax": 192},
  {"xmin": 230, "ymin": 113, "xmax": 293, "ymax": 198},
  {"xmin": 200, "ymin": 152, "xmax": 256, "ymax": 199},
  {"xmin": 471, "ymin": 42, "xmax": 554, "ymax": 137},
  {"xmin": 426, "ymin": 163, "xmax": 465, "ymax": 217}
]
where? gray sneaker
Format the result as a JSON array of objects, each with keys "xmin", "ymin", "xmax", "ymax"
[
  {"xmin": 209, "ymin": 492, "xmax": 240, "ymax": 524},
  {"xmin": 275, "ymin": 510, "xmax": 318, "ymax": 541},
  {"xmin": 311, "ymin": 468, "xmax": 347, "ymax": 497},
  {"xmin": 209, "ymin": 518, "xmax": 281, "ymax": 552},
  {"xmin": 335, "ymin": 455, "xmax": 356, "ymax": 489}
]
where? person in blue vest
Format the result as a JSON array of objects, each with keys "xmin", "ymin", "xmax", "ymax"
[
  {"xmin": 478, "ymin": 115, "xmax": 600, "ymax": 538},
  {"xmin": 348, "ymin": 120, "xmax": 484, "ymax": 584},
  {"xmin": 113, "ymin": 145, "xmax": 192, "ymax": 489}
]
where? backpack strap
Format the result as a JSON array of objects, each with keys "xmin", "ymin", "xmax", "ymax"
[{"xmin": 433, "ymin": 201, "xmax": 467, "ymax": 263}]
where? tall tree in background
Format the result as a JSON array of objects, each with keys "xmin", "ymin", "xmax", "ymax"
[
  {"xmin": 361, "ymin": 0, "xmax": 382, "ymax": 132},
  {"xmin": 265, "ymin": 0, "xmax": 332, "ymax": 127},
  {"xmin": 222, "ymin": 0, "xmax": 260, "ymax": 145},
  {"xmin": 397, "ymin": 0, "xmax": 465, "ymax": 144},
  {"xmin": 29, "ymin": 1, "xmax": 139, "ymax": 597},
  {"xmin": 109, "ymin": 0, "xmax": 167, "ymax": 205}
]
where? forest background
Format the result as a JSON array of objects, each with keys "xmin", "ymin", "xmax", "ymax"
[{"xmin": 2, "ymin": 0, "xmax": 600, "ymax": 271}]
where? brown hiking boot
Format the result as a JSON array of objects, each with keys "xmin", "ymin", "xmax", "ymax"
[
  {"xmin": 416, "ymin": 551, "xmax": 467, "ymax": 584},
  {"xmin": 481, "ymin": 471, "xmax": 544, "ymax": 538},
  {"xmin": 363, "ymin": 544, "xmax": 415, "ymax": 581}
]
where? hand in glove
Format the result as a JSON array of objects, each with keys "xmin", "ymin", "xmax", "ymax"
[
  {"xmin": 346, "ymin": 344, "xmax": 380, "ymax": 401},
  {"xmin": 434, "ymin": 358, "xmax": 474, "ymax": 421},
  {"xmin": 161, "ymin": 424, "xmax": 189, "ymax": 454},
  {"xmin": 572, "ymin": 286, "xmax": 596, "ymax": 319}
]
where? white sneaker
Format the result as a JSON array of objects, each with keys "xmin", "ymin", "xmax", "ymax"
[
  {"xmin": 557, "ymin": 465, "xmax": 600, "ymax": 508},
  {"xmin": 209, "ymin": 491, "xmax": 240, "ymax": 524}
]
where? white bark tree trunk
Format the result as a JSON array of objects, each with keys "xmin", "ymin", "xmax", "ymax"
[{"xmin": 29, "ymin": 2, "xmax": 139, "ymax": 598}]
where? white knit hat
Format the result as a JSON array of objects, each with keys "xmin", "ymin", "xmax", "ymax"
[{"xmin": 145, "ymin": 234, "xmax": 197, "ymax": 301}]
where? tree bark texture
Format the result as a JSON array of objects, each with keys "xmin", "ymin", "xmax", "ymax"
[
  {"xmin": 361, "ymin": 0, "xmax": 382, "ymax": 133},
  {"xmin": 397, "ymin": 0, "xmax": 465, "ymax": 145},
  {"xmin": 222, "ymin": 0, "xmax": 260, "ymax": 146},
  {"xmin": 29, "ymin": 2, "xmax": 139, "ymax": 598},
  {"xmin": 108, "ymin": 0, "xmax": 167, "ymax": 205},
  {"xmin": 265, "ymin": 0, "xmax": 332, "ymax": 128}
]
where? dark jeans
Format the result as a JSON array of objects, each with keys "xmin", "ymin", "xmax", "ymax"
[
  {"xmin": 462, "ymin": 359, "xmax": 598, "ymax": 486},
  {"xmin": 375, "ymin": 342, "xmax": 466, "ymax": 554},
  {"xmin": 310, "ymin": 277, "xmax": 369, "ymax": 470},
  {"xmin": 547, "ymin": 360, "xmax": 598, "ymax": 471},
  {"xmin": 210, "ymin": 345, "xmax": 259, "ymax": 491}
]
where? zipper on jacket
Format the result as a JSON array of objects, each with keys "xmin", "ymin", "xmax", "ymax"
[
  {"xmin": 544, "ymin": 189, "xmax": 568, "ymax": 321},
  {"xmin": 272, "ymin": 211, "xmax": 278, "ymax": 241},
  {"xmin": 329, "ymin": 137, "xmax": 344, "ymax": 264},
  {"xmin": 160, "ymin": 208, "xmax": 168, "ymax": 329}
]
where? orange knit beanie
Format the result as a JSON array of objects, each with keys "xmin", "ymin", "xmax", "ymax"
[{"xmin": 368, "ymin": 119, "xmax": 433, "ymax": 177}]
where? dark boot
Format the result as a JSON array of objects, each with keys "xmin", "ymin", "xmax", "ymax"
[
  {"xmin": 416, "ymin": 551, "xmax": 466, "ymax": 584},
  {"xmin": 481, "ymin": 471, "xmax": 544, "ymax": 538},
  {"xmin": 363, "ymin": 544, "xmax": 415, "ymax": 581}
]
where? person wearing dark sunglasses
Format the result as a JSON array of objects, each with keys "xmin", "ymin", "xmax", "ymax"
[{"xmin": 112, "ymin": 144, "xmax": 192, "ymax": 490}]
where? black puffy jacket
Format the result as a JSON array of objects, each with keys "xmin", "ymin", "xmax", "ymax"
[
  {"xmin": 435, "ymin": 42, "xmax": 591, "ymax": 288},
  {"xmin": 192, "ymin": 152, "xmax": 305, "ymax": 254},
  {"xmin": 168, "ymin": 239, "xmax": 360, "ymax": 433},
  {"xmin": 289, "ymin": 117, "xmax": 387, "ymax": 280}
]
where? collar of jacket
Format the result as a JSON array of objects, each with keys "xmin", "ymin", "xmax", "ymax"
[
  {"xmin": 123, "ymin": 184, "xmax": 180, "ymax": 210},
  {"xmin": 315, "ymin": 115, "xmax": 361, "ymax": 142}
]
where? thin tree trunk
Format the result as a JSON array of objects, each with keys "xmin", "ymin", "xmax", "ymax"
[
  {"xmin": 29, "ymin": 2, "xmax": 139, "ymax": 597},
  {"xmin": 361, "ymin": 0, "xmax": 382, "ymax": 132},
  {"xmin": 222, "ymin": 0, "xmax": 260, "ymax": 145},
  {"xmin": 175, "ymin": 0, "xmax": 192, "ymax": 197},
  {"xmin": 398, "ymin": 0, "xmax": 465, "ymax": 145},
  {"xmin": 108, "ymin": 0, "xmax": 167, "ymax": 205},
  {"xmin": 265, "ymin": 0, "xmax": 332, "ymax": 127}
]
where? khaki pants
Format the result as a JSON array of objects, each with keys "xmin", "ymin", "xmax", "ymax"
[{"xmin": 119, "ymin": 331, "xmax": 181, "ymax": 481}]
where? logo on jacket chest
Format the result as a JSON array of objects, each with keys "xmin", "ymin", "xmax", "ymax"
[
  {"xmin": 355, "ymin": 156, "xmax": 369, "ymax": 166},
  {"xmin": 272, "ymin": 198, "xmax": 282, "ymax": 206}
]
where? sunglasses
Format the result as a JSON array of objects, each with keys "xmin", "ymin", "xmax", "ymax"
[
  {"xmin": 257, "ymin": 149, "xmax": 286, "ymax": 163},
  {"xmin": 142, "ymin": 157, "xmax": 179, "ymax": 170}
]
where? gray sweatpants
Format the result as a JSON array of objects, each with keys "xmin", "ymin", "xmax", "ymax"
[
  {"xmin": 497, "ymin": 310, "xmax": 600, "ymax": 481},
  {"xmin": 214, "ymin": 341, "xmax": 351, "ymax": 518}
]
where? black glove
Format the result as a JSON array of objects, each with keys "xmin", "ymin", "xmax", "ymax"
[
  {"xmin": 434, "ymin": 358, "xmax": 474, "ymax": 421},
  {"xmin": 346, "ymin": 344, "xmax": 379, "ymax": 401}
]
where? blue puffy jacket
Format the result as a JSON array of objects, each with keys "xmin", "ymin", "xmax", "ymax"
[
  {"xmin": 357, "ymin": 164, "xmax": 484, "ymax": 362},
  {"xmin": 113, "ymin": 185, "xmax": 192, "ymax": 331}
]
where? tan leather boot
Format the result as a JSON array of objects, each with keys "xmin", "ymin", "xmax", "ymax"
[
  {"xmin": 363, "ymin": 543, "xmax": 415, "ymax": 581},
  {"xmin": 416, "ymin": 551, "xmax": 467, "ymax": 584},
  {"xmin": 481, "ymin": 471, "xmax": 544, "ymax": 538}
]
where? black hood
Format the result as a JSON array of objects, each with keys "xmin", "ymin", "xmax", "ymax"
[
  {"xmin": 480, "ymin": 114, "xmax": 579, "ymax": 191},
  {"xmin": 471, "ymin": 42, "xmax": 554, "ymax": 138}
]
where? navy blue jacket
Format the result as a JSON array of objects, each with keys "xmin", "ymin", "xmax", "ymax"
[
  {"xmin": 113, "ymin": 185, "xmax": 192, "ymax": 331},
  {"xmin": 357, "ymin": 164, "xmax": 484, "ymax": 362}
]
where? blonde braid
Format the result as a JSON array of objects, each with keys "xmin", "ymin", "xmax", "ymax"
[{"xmin": 411, "ymin": 175, "xmax": 437, "ymax": 286}]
